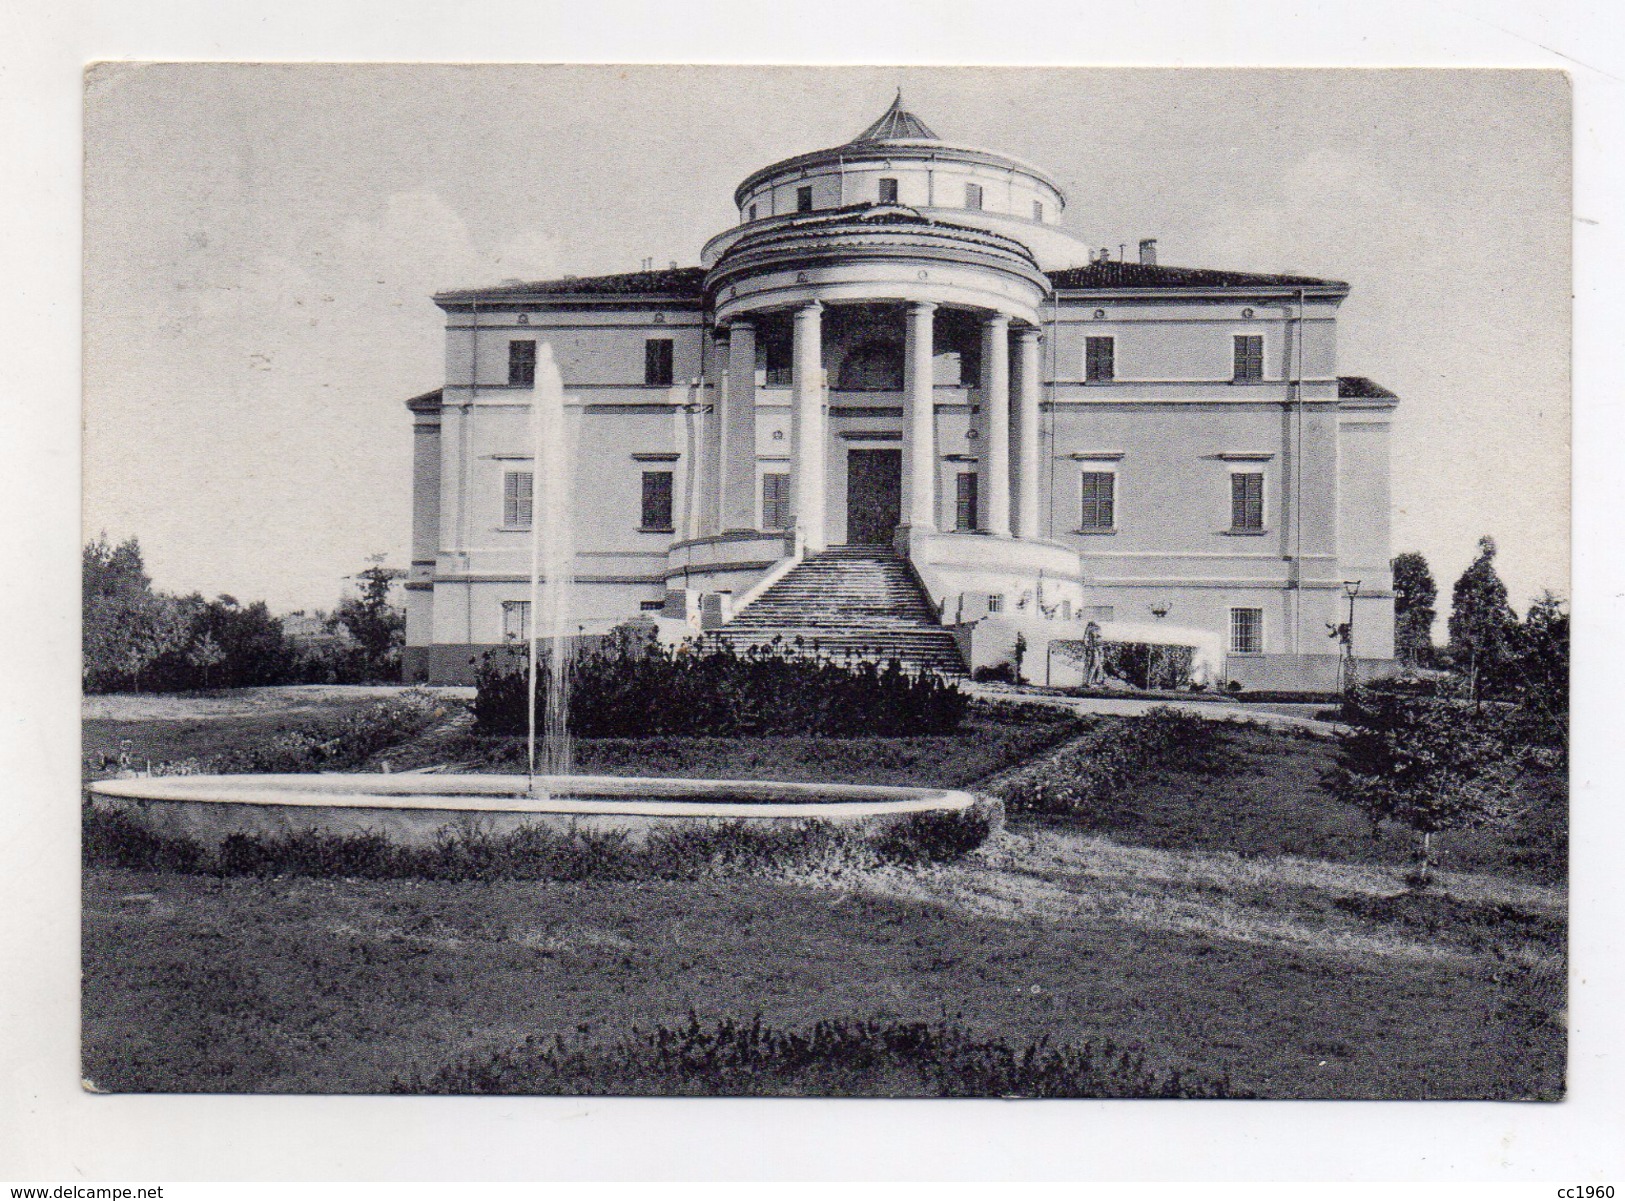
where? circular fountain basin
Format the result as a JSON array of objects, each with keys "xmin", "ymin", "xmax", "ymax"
[{"xmin": 89, "ymin": 773, "xmax": 985, "ymax": 847}]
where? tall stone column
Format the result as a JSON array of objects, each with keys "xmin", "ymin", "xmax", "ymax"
[
  {"xmin": 903, "ymin": 301, "xmax": 938, "ymax": 533},
  {"xmin": 696, "ymin": 332, "xmax": 728, "ymax": 537},
  {"xmin": 980, "ymin": 312, "xmax": 1012, "ymax": 537},
  {"xmin": 1012, "ymin": 325, "xmax": 1042, "ymax": 539},
  {"xmin": 721, "ymin": 321, "xmax": 758, "ymax": 532},
  {"xmin": 791, "ymin": 301, "xmax": 827, "ymax": 552}
]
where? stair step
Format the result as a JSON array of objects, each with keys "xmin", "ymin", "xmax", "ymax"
[{"xmin": 707, "ymin": 547, "xmax": 965, "ymax": 675}]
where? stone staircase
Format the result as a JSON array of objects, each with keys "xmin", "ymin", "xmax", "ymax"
[{"xmin": 705, "ymin": 545, "xmax": 966, "ymax": 675}]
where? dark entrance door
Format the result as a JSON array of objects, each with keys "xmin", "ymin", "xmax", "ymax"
[{"xmin": 846, "ymin": 448, "xmax": 902, "ymax": 544}]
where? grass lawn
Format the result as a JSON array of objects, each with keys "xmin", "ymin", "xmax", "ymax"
[
  {"xmin": 1017, "ymin": 724, "xmax": 1567, "ymax": 888},
  {"xmin": 82, "ymin": 861, "xmax": 1561, "ymax": 1098},
  {"xmin": 82, "ymin": 687, "xmax": 429, "ymax": 783},
  {"xmin": 81, "ymin": 689, "xmax": 1565, "ymax": 1099},
  {"xmin": 443, "ymin": 701, "xmax": 1083, "ymax": 790}
]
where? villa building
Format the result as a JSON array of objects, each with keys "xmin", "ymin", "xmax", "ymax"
[{"xmin": 402, "ymin": 95, "xmax": 1398, "ymax": 689}]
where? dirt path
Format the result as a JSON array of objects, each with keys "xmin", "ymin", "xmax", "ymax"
[{"xmin": 966, "ymin": 682, "xmax": 1342, "ymax": 735}]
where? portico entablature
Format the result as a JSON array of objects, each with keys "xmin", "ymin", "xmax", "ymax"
[{"xmin": 706, "ymin": 208, "xmax": 1049, "ymax": 327}]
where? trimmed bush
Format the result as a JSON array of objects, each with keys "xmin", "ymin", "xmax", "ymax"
[
  {"xmin": 395, "ymin": 1011, "xmax": 1241, "ymax": 1098},
  {"xmin": 474, "ymin": 629, "xmax": 967, "ymax": 738},
  {"xmin": 82, "ymin": 800, "xmax": 1000, "ymax": 882},
  {"xmin": 997, "ymin": 706, "xmax": 1224, "ymax": 816}
]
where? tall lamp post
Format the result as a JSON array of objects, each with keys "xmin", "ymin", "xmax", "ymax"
[{"xmin": 1332, "ymin": 581, "xmax": 1361, "ymax": 694}]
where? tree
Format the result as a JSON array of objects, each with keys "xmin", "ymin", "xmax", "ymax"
[
  {"xmin": 328, "ymin": 556, "xmax": 406, "ymax": 682},
  {"xmin": 1390, "ymin": 551, "xmax": 1437, "ymax": 667},
  {"xmin": 1329, "ymin": 684, "xmax": 1525, "ymax": 887},
  {"xmin": 1449, "ymin": 536, "xmax": 1518, "ymax": 700},
  {"xmin": 83, "ymin": 535, "xmax": 190, "ymax": 692},
  {"xmin": 1505, "ymin": 591, "xmax": 1569, "ymax": 751}
]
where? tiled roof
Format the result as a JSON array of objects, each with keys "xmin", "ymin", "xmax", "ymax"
[
  {"xmin": 1337, "ymin": 376, "xmax": 1398, "ymax": 400},
  {"xmin": 849, "ymin": 91, "xmax": 939, "ymax": 143},
  {"xmin": 438, "ymin": 267, "xmax": 706, "ymax": 302},
  {"xmin": 1047, "ymin": 261, "xmax": 1345, "ymax": 290}
]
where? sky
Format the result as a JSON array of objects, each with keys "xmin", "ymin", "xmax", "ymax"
[{"xmin": 82, "ymin": 64, "xmax": 1570, "ymax": 617}]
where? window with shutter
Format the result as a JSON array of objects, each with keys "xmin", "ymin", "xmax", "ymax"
[
  {"xmin": 955, "ymin": 471, "xmax": 979, "ymax": 531},
  {"xmin": 878, "ymin": 177, "xmax": 899, "ymax": 203},
  {"xmin": 503, "ymin": 471, "xmax": 533, "ymax": 528},
  {"xmin": 508, "ymin": 340, "xmax": 536, "ymax": 386},
  {"xmin": 965, "ymin": 182, "xmax": 983, "ymax": 210},
  {"xmin": 1231, "ymin": 472, "xmax": 1264, "ymax": 531},
  {"xmin": 761, "ymin": 473, "xmax": 791, "ymax": 530},
  {"xmin": 1233, "ymin": 335, "xmax": 1263, "ymax": 381},
  {"xmin": 1085, "ymin": 336, "xmax": 1115, "ymax": 383},
  {"xmin": 644, "ymin": 338, "xmax": 674, "ymax": 386},
  {"xmin": 1080, "ymin": 471, "xmax": 1116, "ymax": 531},
  {"xmin": 1230, "ymin": 607, "xmax": 1264, "ymax": 654},
  {"xmin": 1033, "ymin": 200, "xmax": 1044, "ymax": 221},
  {"xmin": 641, "ymin": 471, "xmax": 674, "ymax": 531},
  {"xmin": 796, "ymin": 186, "xmax": 813, "ymax": 212}
]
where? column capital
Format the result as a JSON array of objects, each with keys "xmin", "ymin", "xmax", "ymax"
[
  {"xmin": 982, "ymin": 311, "xmax": 1012, "ymax": 329},
  {"xmin": 907, "ymin": 300, "xmax": 939, "ymax": 315},
  {"xmin": 724, "ymin": 318, "xmax": 756, "ymax": 332},
  {"xmin": 1014, "ymin": 324, "xmax": 1042, "ymax": 343},
  {"xmin": 796, "ymin": 300, "xmax": 824, "ymax": 316}
]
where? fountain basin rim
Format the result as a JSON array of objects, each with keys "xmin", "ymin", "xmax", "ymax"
[{"xmin": 89, "ymin": 773, "xmax": 979, "ymax": 820}]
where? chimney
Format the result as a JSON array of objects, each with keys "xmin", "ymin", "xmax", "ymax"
[{"xmin": 1139, "ymin": 238, "xmax": 1158, "ymax": 266}]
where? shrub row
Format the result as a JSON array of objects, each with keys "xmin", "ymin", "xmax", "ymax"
[
  {"xmin": 473, "ymin": 629, "xmax": 967, "ymax": 739},
  {"xmin": 87, "ymin": 693, "xmax": 445, "ymax": 778},
  {"xmin": 395, "ymin": 1011, "xmax": 1240, "ymax": 1098},
  {"xmin": 996, "ymin": 706, "xmax": 1224, "ymax": 816},
  {"xmin": 83, "ymin": 802, "xmax": 999, "ymax": 882}
]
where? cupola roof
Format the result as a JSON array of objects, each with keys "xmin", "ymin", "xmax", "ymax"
[{"xmin": 848, "ymin": 91, "xmax": 938, "ymax": 143}]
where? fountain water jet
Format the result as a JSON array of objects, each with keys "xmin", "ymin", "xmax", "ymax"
[{"xmin": 526, "ymin": 343, "xmax": 575, "ymax": 793}]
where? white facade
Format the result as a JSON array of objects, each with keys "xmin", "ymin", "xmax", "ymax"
[{"xmin": 404, "ymin": 97, "xmax": 1398, "ymax": 689}]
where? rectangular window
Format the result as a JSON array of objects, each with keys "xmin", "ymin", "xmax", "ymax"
[
  {"xmin": 502, "ymin": 600, "xmax": 530, "ymax": 642},
  {"xmin": 1230, "ymin": 471, "xmax": 1264, "ymax": 531},
  {"xmin": 508, "ymin": 339, "xmax": 536, "ymax": 386},
  {"xmin": 639, "ymin": 599, "xmax": 666, "ymax": 612},
  {"xmin": 987, "ymin": 594, "xmax": 1004, "ymax": 614},
  {"xmin": 796, "ymin": 185, "xmax": 813, "ymax": 212},
  {"xmin": 503, "ymin": 470, "xmax": 533, "ymax": 529},
  {"xmin": 965, "ymin": 182, "xmax": 984, "ymax": 210},
  {"xmin": 955, "ymin": 471, "xmax": 979, "ymax": 531},
  {"xmin": 878, "ymin": 177, "xmax": 899, "ymax": 204},
  {"xmin": 644, "ymin": 338, "xmax": 674, "ymax": 386},
  {"xmin": 1033, "ymin": 200, "xmax": 1045, "ymax": 221},
  {"xmin": 1079, "ymin": 471, "xmax": 1116, "ymax": 531},
  {"xmin": 1059, "ymin": 599, "xmax": 1071, "ymax": 621},
  {"xmin": 1233, "ymin": 334, "xmax": 1264, "ymax": 382},
  {"xmin": 641, "ymin": 470, "xmax": 674, "ymax": 531},
  {"xmin": 1085, "ymin": 336, "xmax": 1115, "ymax": 383},
  {"xmin": 1230, "ymin": 607, "xmax": 1264, "ymax": 655},
  {"xmin": 761, "ymin": 472, "xmax": 791, "ymax": 530}
]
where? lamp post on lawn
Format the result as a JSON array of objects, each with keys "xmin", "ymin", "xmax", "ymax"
[{"xmin": 1331, "ymin": 581, "xmax": 1361, "ymax": 695}]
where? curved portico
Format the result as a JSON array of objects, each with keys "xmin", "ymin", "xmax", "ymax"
[{"xmin": 704, "ymin": 207, "xmax": 1049, "ymax": 556}]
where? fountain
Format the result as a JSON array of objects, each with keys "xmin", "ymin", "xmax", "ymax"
[{"xmin": 90, "ymin": 343, "xmax": 984, "ymax": 850}]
